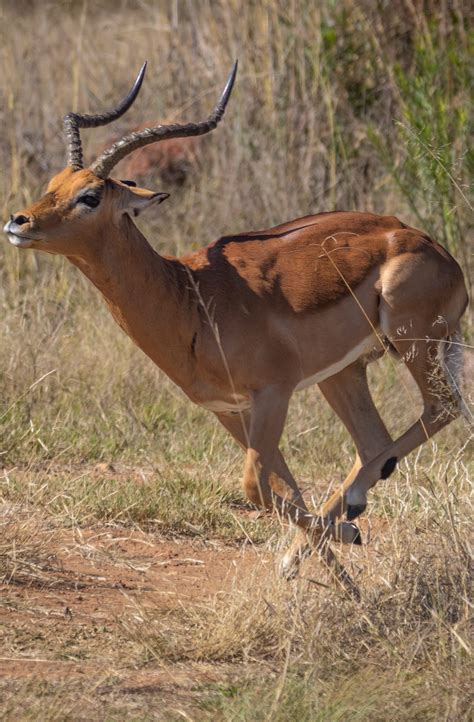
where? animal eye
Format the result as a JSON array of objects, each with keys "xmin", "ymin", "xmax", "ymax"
[{"xmin": 78, "ymin": 194, "xmax": 100, "ymax": 208}]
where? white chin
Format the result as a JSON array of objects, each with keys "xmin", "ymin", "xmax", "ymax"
[{"xmin": 8, "ymin": 234, "xmax": 33, "ymax": 248}]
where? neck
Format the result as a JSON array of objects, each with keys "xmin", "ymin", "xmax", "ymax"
[{"xmin": 68, "ymin": 215, "xmax": 197, "ymax": 388}]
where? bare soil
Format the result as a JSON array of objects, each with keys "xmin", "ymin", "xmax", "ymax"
[
  {"xmin": 0, "ymin": 518, "xmax": 273, "ymax": 719},
  {"xmin": 0, "ymin": 460, "xmax": 391, "ymax": 720}
]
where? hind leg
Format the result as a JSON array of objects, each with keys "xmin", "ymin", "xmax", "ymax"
[
  {"xmin": 318, "ymin": 361, "xmax": 393, "ymax": 522},
  {"xmin": 345, "ymin": 329, "xmax": 461, "ymax": 519}
]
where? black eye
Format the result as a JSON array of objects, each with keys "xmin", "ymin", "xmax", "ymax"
[{"xmin": 78, "ymin": 194, "xmax": 100, "ymax": 208}]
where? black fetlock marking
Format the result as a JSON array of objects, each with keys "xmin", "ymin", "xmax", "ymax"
[
  {"xmin": 346, "ymin": 503, "xmax": 366, "ymax": 521},
  {"xmin": 381, "ymin": 456, "xmax": 397, "ymax": 480}
]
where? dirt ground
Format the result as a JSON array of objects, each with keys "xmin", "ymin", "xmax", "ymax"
[
  {"xmin": 0, "ymin": 513, "xmax": 278, "ymax": 719},
  {"xmin": 0, "ymin": 462, "xmax": 398, "ymax": 720}
]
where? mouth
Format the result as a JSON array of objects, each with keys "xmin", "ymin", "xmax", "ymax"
[
  {"xmin": 6, "ymin": 233, "xmax": 36, "ymax": 248},
  {"xmin": 3, "ymin": 222, "xmax": 39, "ymax": 248}
]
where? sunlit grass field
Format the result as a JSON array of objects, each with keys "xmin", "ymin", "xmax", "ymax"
[{"xmin": 0, "ymin": 1, "xmax": 472, "ymax": 719}]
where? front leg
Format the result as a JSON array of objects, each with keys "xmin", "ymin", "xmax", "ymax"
[
  {"xmin": 216, "ymin": 406, "xmax": 311, "ymax": 577},
  {"xmin": 217, "ymin": 387, "xmax": 311, "ymax": 523},
  {"xmin": 216, "ymin": 386, "xmax": 360, "ymax": 591},
  {"xmin": 243, "ymin": 385, "xmax": 297, "ymax": 510}
]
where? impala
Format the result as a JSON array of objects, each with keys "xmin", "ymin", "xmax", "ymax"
[{"xmin": 4, "ymin": 62, "xmax": 468, "ymax": 585}]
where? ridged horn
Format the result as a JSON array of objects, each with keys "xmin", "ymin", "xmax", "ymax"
[
  {"xmin": 90, "ymin": 60, "xmax": 238, "ymax": 180},
  {"xmin": 63, "ymin": 63, "xmax": 147, "ymax": 170}
]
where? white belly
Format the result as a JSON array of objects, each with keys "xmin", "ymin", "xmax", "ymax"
[
  {"xmin": 294, "ymin": 333, "xmax": 378, "ymax": 391},
  {"xmin": 200, "ymin": 396, "xmax": 251, "ymax": 414}
]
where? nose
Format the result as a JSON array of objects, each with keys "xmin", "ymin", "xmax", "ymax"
[{"xmin": 11, "ymin": 213, "xmax": 31, "ymax": 226}]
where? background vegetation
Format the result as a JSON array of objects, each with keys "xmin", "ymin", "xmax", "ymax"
[{"xmin": 0, "ymin": 0, "xmax": 472, "ymax": 719}]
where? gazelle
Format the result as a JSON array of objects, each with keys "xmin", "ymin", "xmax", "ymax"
[{"xmin": 4, "ymin": 63, "xmax": 468, "ymax": 583}]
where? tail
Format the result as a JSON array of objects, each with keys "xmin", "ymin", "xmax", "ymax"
[{"xmin": 439, "ymin": 324, "xmax": 472, "ymax": 424}]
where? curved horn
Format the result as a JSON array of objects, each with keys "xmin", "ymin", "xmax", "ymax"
[
  {"xmin": 63, "ymin": 63, "xmax": 147, "ymax": 170},
  {"xmin": 90, "ymin": 60, "xmax": 238, "ymax": 180}
]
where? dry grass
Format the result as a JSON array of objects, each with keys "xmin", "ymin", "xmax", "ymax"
[
  {"xmin": 0, "ymin": 507, "xmax": 58, "ymax": 586},
  {"xmin": 0, "ymin": 0, "xmax": 473, "ymax": 719},
  {"xmin": 123, "ymin": 486, "xmax": 473, "ymax": 719}
]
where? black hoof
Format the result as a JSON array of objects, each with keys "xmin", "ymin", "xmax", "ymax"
[
  {"xmin": 351, "ymin": 525, "xmax": 362, "ymax": 545},
  {"xmin": 346, "ymin": 503, "xmax": 366, "ymax": 521}
]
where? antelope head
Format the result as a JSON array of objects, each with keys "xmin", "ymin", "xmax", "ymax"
[{"xmin": 4, "ymin": 61, "xmax": 237, "ymax": 257}]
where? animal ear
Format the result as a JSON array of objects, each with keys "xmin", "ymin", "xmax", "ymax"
[{"xmin": 119, "ymin": 183, "xmax": 170, "ymax": 216}]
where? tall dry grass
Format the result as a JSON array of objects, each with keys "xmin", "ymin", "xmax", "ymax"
[{"xmin": 0, "ymin": 0, "xmax": 471, "ymax": 466}]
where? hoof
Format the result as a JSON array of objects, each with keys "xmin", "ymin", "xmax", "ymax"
[
  {"xmin": 352, "ymin": 525, "xmax": 362, "ymax": 545},
  {"xmin": 332, "ymin": 521, "xmax": 362, "ymax": 545},
  {"xmin": 278, "ymin": 555, "xmax": 299, "ymax": 581},
  {"xmin": 278, "ymin": 545, "xmax": 312, "ymax": 581},
  {"xmin": 346, "ymin": 503, "xmax": 366, "ymax": 521}
]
